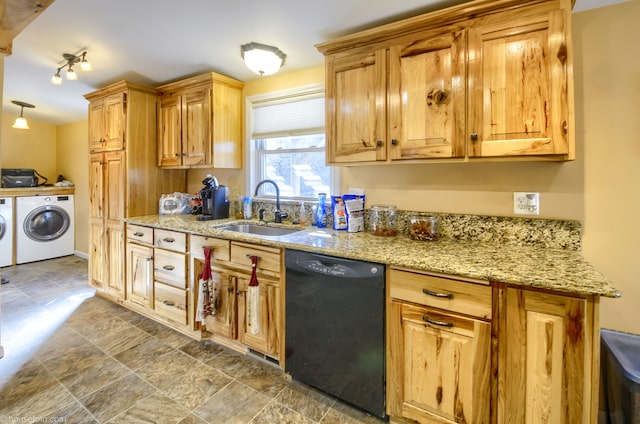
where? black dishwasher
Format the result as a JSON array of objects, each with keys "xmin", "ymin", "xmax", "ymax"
[{"xmin": 285, "ymin": 249, "xmax": 386, "ymax": 419}]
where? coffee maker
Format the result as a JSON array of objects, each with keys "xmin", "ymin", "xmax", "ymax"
[{"xmin": 197, "ymin": 175, "xmax": 229, "ymax": 221}]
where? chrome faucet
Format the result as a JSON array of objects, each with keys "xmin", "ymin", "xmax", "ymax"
[{"xmin": 254, "ymin": 179, "xmax": 287, "ymax": 223}]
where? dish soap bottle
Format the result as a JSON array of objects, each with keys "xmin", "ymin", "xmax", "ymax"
[{"xmin": 315, "ymin": 193, "xmax": 327, "ymax": 228}]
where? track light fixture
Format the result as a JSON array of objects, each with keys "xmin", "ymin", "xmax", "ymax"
[
  {"xmin": 11, "ymin": 100, "xmax": 35, "ymax": 130},
  {"xmin": 51, "ymin": 51, "xmax": 92, "ymax": 85}
]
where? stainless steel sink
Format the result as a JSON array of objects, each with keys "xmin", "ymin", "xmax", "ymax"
[{"xmin": 219, "ymin": 223, "xmax": 301, "ymax": 237}]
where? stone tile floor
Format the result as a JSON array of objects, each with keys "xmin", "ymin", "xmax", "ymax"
[{"xmin": 0, "ymin": 256, "xmax": 385, "ymax": 423}]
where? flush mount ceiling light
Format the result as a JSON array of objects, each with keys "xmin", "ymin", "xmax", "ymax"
[
  {"xmin": 51, "ymin": 51, "xmax": 92, "ymax": 85},
  {"xmin": 11, "ymin": 100, "xmax": 35, "ymax": 130},
  {"xmin": 241, "ymin": 42, "xmax": 286, "ymax": 76}
]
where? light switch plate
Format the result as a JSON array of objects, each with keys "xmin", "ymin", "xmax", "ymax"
[{"xmin": 513, "ymin": 192, "xmax": 540, "ymax": 215}]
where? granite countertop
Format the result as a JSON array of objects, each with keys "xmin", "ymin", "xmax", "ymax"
[{"xmin": 127, "ymin": 214, "xmax": 621, "ymax": 298}]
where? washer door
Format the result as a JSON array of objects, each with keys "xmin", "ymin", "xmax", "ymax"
[
  {"xmin": 23, "ymin": 205, "xmax": 70, "ymax": 241},
  {"xmin": 0, "ymin": 214, "xmax": 5, "ymax": 240}
]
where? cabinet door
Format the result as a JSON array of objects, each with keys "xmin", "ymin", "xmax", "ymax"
[
  {"xmin": 103, "ymin": 93, "xmax": 126, "ymax": 151},
  {"xmin": 104, "ymin": 150, "xmax": 125, "ymax": 222},
  {"xmin": 126, "ymin": 242, "xmax": 154, "ymax": 308},
  {"xmin": 497, "ymin": 287, "xmax": 596, "ymax": 424},
  {"xmin": 181, "ymin": 86, "xmax": 211, "ymax": 167},
  {"xmin": 88, "ymin": 219, "xmax": 105, "ymax": 291},
  {"xmin": 203, "ymin": 266, "xmax": 237, "ymax": 339},
  {"xmin": 325, "ymin": 49, "xmax": 387, "ymax": 163},
  {"xmin": 88, "ymin": 99, "xmax": 106, "ymax": 152},
  {"xmin": 237, "ymin": 276, "xmax": 280, "ymax": 358},
  {"xmin": 387, "ymin": 301, "xmax": 491, "ymax": 423},
  {"xmin": 389, "ymin": 30, "xmax": 466, "ymax": 160},
  {"xmin": 88, "ymin": 153, "xmax": 104, "ymax": 222},
  {"xmin": 106, "ymin": 223, "xmax": 125, "ymax": 298},
  {"xmin": 468, "ymin": 9, "xmax": 570, "ymax": 158},
  {"xmin": 158, "ymin": 93, "xmax": 183, "ymax": 167}
]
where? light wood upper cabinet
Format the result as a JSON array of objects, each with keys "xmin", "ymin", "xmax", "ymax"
[
  {"xmin": 468, "ymin": 6, "xmax": 572, "ymax": 158},
  {"xmin": 88, "ymin": 93, "xmax": 125, "ymax": 152},
  {"xmin": 157, "ymin": 72, "xmax": 244, "ymax": 169},
  {"xmin": 158, "ymin": 86, "xmax": 210, "ymax": 167},
  {"xmin": 495, "ymin": 286, "xmax": 599, "ymax": 423},
  {"xmin": 388, "ymin": 29, "xmax": 467, "ymax": 160},
  {"xmin": 317, "ymin": 0, "xmax": 575, "ymax": 164},
  {"xmin": 325, "ymin": 49, "xmax": 386, "ymax": 163}
]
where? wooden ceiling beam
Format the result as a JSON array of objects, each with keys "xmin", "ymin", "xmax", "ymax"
[{"xmin": 0, "ymin": 0, "xmax": 55, "ymax": 55}]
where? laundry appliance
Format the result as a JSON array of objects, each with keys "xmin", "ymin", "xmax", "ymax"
[
  {"xmin": 0, "ymin": 197, "xmax": 13, "ymax": 267},
  {"xmin": 16, "ymin": 195, "xmax": 74, "ymax": 264}
]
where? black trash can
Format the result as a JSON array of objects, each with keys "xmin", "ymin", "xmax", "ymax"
[{"xmin": 600, "ymin": 329, "xmax": 640, "ymax": 424}]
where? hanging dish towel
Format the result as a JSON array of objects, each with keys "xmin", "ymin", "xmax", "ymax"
[
  {"xmin": 247, "ymin": 255, "xmax": 261, "ymax": 335},
  {"xmin": 196, "ymin": 247, "xmax": 214, "ymax": 322}
]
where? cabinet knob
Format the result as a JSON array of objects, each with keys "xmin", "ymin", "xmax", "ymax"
[
  {"xmin": 391, "ymin": 139, "xmax": 398, "ymax": 145},
  {"xmin": 162, "ymin": 237, "xmax": 175, "ymax": 243},
  {"xmin": 236, "ymin": 290, "xmax": 242, "ymax": 295},
  {"xmin": 163, "ymin": 300, "xmax": 175, "ymax": 307},
  {"xmin": 133, "ymin": 232, "xmax": 144, "ymax": 237},
  {"xmin": 470, "ymin": 133, "xmax": 479, "ymax": 141},
  {"xmin": 228, "ymin": 287, "xmax": 233, "ymax": 293},
  {"xmin": 376, "ymin": 140, "xmax": 383, "ymax": 147},
  {"xmin": 162, "ymin": 265, "xmax": 175, "ymax": 271}
]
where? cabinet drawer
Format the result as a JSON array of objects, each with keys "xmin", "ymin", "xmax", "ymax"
[
  {"xmin": 154, "ymin": 249, "xmax": 187, "ymax": 288},
  {"xmin": 230, "ymin": 242, "xmax": 281, "ymax": 276},
  {"xmin": 127, "ymin": 224, "xmax": 153, "ymax": 244},
  {"xmin": 154, "ymin": 282, "xmax": 187, "ymax": 325},
  {"xmin": 154, "ymin": 229, "xmax": 187, "ymax": 252},
  {"xmin": 390, "ymin": 269, "xmax": 491, "ymax": 319},
  {"xmin": 190, "ymin": 234, "xmax": 230, "ymax": 262}
]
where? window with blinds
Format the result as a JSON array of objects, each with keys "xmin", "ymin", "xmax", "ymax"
[{"xmin": 248, "ymin": 85, "xmax": 337, "ymax": 200}]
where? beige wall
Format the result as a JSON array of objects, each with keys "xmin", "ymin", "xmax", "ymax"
[
  {"xmin": 575, "ymin": 2, "xmax": 640, "ymax": 334},
  {"xmin": 56, "ymin": 121, "xmax": 89, "ymax": 255},
  {"xmin": 1, "ymin": 115, "xmax": 57, "ymax": 181}
]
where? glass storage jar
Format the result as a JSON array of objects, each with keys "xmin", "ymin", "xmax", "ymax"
[
  {"xmin": 409, "ymin": 213, "xmax": 439, "ymax": 240},
  {"xmin": 369, "ymin": 205, "xmax": 397, "ymax": 236}
]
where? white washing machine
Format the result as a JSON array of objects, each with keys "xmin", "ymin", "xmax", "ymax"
[
  {"xmin": 0, "ymin": 197, "xmax": 13, "ymax": 267},
  {"xmin": 16, "ymin": 195, "xmax": 74, "ymax": 264}
]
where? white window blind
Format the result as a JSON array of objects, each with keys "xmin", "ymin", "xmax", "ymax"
[{"xmin": 252, "ymin": 96, "xmax": 325, "ymax": 139}]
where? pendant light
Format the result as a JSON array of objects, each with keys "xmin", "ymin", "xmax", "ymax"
[{"xmin": 11, "ymin": 100, "xmax": 35, "ymax": 130}]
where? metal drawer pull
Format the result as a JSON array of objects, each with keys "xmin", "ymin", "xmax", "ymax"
[
  {"xmin": 133, "ymin": 232, "xmax": 144, "ymax": 237},
  {"xmin": 163, "ymin": 300, "xmax": 175, "ymax": 306},
  {"xmin": 162, "ymin": 237, "xmax": 175, "ymax": 243},
  {"xmin": 162, "ymin": 265, "xmax": 175, "ymax": 271},
  {"xmin": 423, "ymin": 315, "xmax": 454, "ymax": 327},
  {"xmin": 422, "ymin": 288, "xmax": 454, "ymax": 299}
]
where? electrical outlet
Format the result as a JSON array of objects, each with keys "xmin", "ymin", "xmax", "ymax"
[{"xmin": 513, "ymin": 192, "xmax": 540, "ymax": 215}]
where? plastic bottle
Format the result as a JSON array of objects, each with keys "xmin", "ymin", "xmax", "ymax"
[
  {"xmin": 299, "ymin": 201, "xmax": 306, "ymax": 227},
  {"xmin": 315, "ymin": 193, "xmax": 327, "ymax": 228}
]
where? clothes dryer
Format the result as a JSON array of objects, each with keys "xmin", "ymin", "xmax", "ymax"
[
  {"xmin": 16, "ymin": 195, "xmax": 74, "ymax": 264},
  {"xmin": 0, "ymin": 197, "xmax": 13, "ymax": 267}
]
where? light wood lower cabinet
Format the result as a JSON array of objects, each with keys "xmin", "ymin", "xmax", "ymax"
[
  {"xmin": 125, "ymin": 224, "xmax": 197, "ymax": 337},
  {"xmin": 126, "ymin": 242, "xmax": 153, "ymax": 309},
  {"xmin": 387, "ymin": 269, "xmax": 492, "ymax": 424},
  {"xmin": 190, "ymin": 235, "xmax": 283, "ymax": 361},
  {"xmin": 495, "ymin": 285, "xmax": 599, "ymax": 424}
]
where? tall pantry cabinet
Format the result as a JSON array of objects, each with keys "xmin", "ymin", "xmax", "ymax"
[{"xmin": 85, "ymin": 81, "xmax": 185, "ymax": 302}]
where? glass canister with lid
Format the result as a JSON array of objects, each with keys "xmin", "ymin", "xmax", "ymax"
[
  {"xmin": 409, "ymin": 213, "xmax": 439, "ymax": 240},
  {"xmin": 369, "ymin": 204, "xmax": 397, "ymax": 236}
]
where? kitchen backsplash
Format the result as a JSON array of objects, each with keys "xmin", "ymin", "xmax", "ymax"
[{"xmin": 244, "ymin": 200, "xmax": 582, "ymax": 251}]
